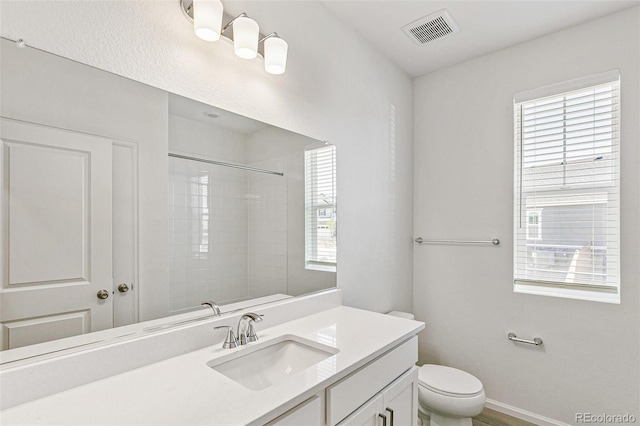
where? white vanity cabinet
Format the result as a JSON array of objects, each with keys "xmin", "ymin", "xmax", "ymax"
[
  {"xmin": 336, "ymin": 368, "xmax": 418, "ymax": 426},
  {"xmin": 263, "ymin": 336, "xmax": 418, "ymax": 426},
  {"xmin": 326, "ymin": 336, "xmax": 418, "ymax": 426}
]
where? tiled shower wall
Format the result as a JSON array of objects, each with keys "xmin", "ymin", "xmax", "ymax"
[
  {"xmin": 168, "ymin": 113, "xmax": 290, "ymax": 313},
  {"xmin": 247, "ymin": 157, "xmax": 288, "ymax": 298},
  {"xmin": 167, "ymin": 111, "xmax": 335, "ymax": 313},
  {"xmin": 168, "ymin": 158, "xmax": 249, "ymax": 312}
]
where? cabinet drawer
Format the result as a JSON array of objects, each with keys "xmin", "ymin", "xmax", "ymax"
[{"xmin": 326, "ymin": 336, "xmax": 418, "ymax": 426}]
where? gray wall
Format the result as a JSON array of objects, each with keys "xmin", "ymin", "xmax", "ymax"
[{"xmin": 413, "ymin": 8, "xmax": 639, "ymax": 423}]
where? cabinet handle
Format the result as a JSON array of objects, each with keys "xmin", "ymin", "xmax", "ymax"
[
  {"xmin": 385, "ymin": 408, "xmax": 394, "ymax": 426},
  {"xmin": 378, "ymin": 413, "xmax": 387, "ymax": 426}
]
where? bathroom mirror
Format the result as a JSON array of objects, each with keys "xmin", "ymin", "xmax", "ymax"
[{"xmin": 0, "ymin": 38, "xmax": 337, "ymax": 361}]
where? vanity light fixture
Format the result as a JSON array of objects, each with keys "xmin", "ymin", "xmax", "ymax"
[
  {"xmin": 180, "ymin": 0, "xmax": 288, "ymax": 74},
  {"xmin": 223, "ymin": 13, "xmax": 259, "ymax": 59},
  {"xmin": 193, "ymin": 0, "xmax": 223, "ymax": 41},
  {"xmin": 262, "ymin": 33, "xmax": 288, "ymax": 74}
]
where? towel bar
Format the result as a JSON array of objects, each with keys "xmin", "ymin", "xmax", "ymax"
[
  {"xmin": 508, "ymin": 332, "xmax": 543, "ymax": 346},
  {"xmin": 414, "ymin": 237, "xmax": 500, "ymax": 246}
]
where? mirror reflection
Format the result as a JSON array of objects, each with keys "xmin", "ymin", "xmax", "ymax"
[
  {"xmin": 167, "ymin": 93, "xmax": 337, "ymax": 313},
  {"xmin": 0, "ymin": 37, "xmax": 336, "ymax": 357}
]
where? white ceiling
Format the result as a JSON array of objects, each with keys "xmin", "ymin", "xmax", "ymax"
[
  {"xmin": 169, "ymin": 93, "xmax": 270, "ymax": 135},
  {"xmin": 320, "ymin": 0, "xmax": 640, "ymax": 77}
]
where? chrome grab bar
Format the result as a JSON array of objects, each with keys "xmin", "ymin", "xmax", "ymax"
[
  {"xmin": 415, "ymin": 237, "xmax": 500, "ymax": 246},
  {"xmin": 508, "ymin": 332, "xmax": 543, "ymax": 346}
]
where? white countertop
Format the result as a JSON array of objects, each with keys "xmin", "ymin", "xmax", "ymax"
[{"xmin": 0, "ymin": 306, "xmax": 424, "ymax": 426}]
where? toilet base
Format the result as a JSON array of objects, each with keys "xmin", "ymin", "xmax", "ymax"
[{"xmin": 418, "ymin": 410, "xmax": 473, "ymax": 426}]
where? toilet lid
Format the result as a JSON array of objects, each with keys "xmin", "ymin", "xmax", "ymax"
[{"xmin": 418, "ymin": 364, "xmax": 483, "ymax": 396}]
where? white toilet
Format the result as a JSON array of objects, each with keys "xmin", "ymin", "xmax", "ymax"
[
  {"xmin": 387, "ymin": 312, "xmax": 486, "ymax": 426},
  {"xmin": 417, "ymin": 364, "xmax": 485, "ymax": 426}
]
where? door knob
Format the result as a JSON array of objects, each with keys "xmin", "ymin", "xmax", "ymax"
[
  {"xmin": 117, "ymin": 283, "xmax": 130, "ymax": 293},
  {"xmin": 97, "ymin": 289, "xmax": 110, "ymax": 300}
]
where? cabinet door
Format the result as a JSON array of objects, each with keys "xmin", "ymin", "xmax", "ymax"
[
  {"xmin": 337, "ymin": 394, "xmax": 384, "ymax": 426},
  {"xmin": 381, "ymin": 367, "xmax": 419, "ymax": 426},
  {"xmin": 327, "ymin": 337, "xmax": 418, "ymax": 426}
]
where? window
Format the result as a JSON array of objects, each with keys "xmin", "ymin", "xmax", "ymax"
[
  {"xmin": 305, "ymin": 144, "xmax": 337, "ymax": 270},
  {"xmin": 513, "ymin": 71, "xmax": 620, "ymax": 303},
  {"xmin": 526, "ymin": 209, "xmax": 542, "ymax": 241}
]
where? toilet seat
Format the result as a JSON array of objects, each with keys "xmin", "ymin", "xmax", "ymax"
[{"xmin": 418, "ymin": 364, "xmax": 483, "ymax": 397}]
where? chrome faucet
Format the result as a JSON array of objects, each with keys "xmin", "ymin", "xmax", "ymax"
[
  {"xmin": 201, "ymin": 301, "xmax": 222, "ymax": 316},
  {"xmin": 237, "ymin": 313, "xmax": 263, "ymax": 345}
]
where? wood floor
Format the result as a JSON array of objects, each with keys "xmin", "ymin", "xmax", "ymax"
[
  {"xmin": 421, "ymin": 407, "xmax": 538, "ymax": 426},
  {"xmin": 472, "ymin": 408, "xmax": 537, "ymax": 426}
]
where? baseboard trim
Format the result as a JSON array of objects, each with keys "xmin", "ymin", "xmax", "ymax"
[{"xmin": 485, "ymin": 398, "xmax": 570, "ymax": 426}]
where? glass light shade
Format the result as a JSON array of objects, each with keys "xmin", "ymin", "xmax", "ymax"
[
  {"xmin": 264, "ymin": 37, "xmax": 288, "ymax": 75},
  {"xmin": 233, "ymin": 16, "xmax": 259, "ymax": 59},
  {"xmin": 193, "ymin": 0, "xmax": 223, "ymax": 42}
]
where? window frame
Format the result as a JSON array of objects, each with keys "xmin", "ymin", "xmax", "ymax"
[
  {"xmin": 513, "ymin": 70, "xmax": 621, "ymax": 304},
  {"xmin": 304, "ymin": 144, "xmax": 337, "ymax": 272}
]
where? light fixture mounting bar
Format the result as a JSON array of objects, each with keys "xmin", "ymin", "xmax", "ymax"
[
  {"xmin": 221, "ymin": 13, "xmax": 248, "ymax": 34},
  {"xmin": 259, "ymin": 32, "xmax": 278, "ymax": 43},
  {"xmin": 180, "ymin": 0, "xmax": 195, "ymax": 22}
]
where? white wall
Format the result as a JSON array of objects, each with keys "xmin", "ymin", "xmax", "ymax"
[
  {"xmin": 413, "ymin": 8, "xmax": 639, "ymax": 424},
  {"xmin": 0, "ymin": 0, "xmax": 415, "ymax": 314}
]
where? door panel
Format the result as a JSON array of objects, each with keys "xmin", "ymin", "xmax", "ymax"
[
  {"xmin": 0, "ymin": 118, "xmax": 113, "ymax": 350},
  {"xmin": 2, "ymin": 310, "xmax": 90, "ymax": 349},
  {"xmin": 7, "ymin": 142, "xmax": 88, "ymax": 284}
]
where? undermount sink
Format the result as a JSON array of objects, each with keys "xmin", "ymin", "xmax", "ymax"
[{"xmin": 206, "ymin": 335, "xmax": 339, "ymax": 391}]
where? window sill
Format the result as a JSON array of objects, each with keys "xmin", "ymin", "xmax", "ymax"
[
  {"xmin": 305, "ymin": 263, "xmax": 337, "ymax": 273},
  {"xmin": 514, "ymin": 281, "xmax": 620, "ymax": 304}
]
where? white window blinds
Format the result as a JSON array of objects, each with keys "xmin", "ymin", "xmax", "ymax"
[
  {"xmin": 514, "ymin": 72, "xmax": 620, "ymax": 295},
  {"xmin": 304, "ymin": 144, "xmax": 337, "ymax": 269}
]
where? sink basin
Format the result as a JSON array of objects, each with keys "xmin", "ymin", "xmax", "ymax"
[{"xmin": 207, "ymin": 335, "xmax": 339, "ymax": 391}]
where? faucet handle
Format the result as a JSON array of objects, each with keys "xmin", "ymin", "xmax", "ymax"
[
  {"xmin": 214, "ymin": 326, "xmax": 239, "ymax": 349},
  {"xmin": 246, "ymin": 322, "xmax": 259, "ymax": 342}
]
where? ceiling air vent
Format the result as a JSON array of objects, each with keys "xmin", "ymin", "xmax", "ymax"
[{"xmin": 402, "ymin": 9, "xmax": 459, "ymax": 45}]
